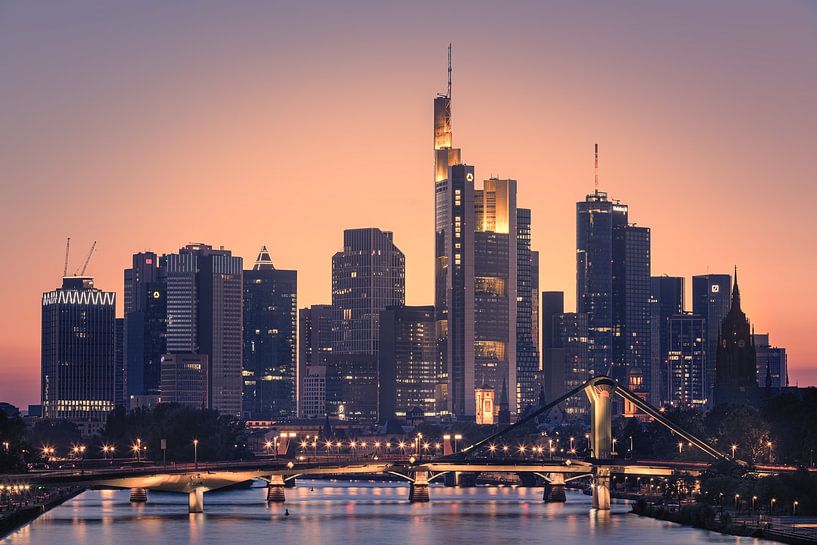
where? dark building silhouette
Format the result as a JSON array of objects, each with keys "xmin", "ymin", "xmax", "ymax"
[
  {"xmin": 298, "ymin": 305, "xmax": 333, "ymax": 418},
  {"xmin": 329, "ymin": 228, "xmax": 404, "ymax": 422},
  {"xmin": 713, "ymin": 270, "xmax": 758, "ymax": 406},
  {"xmin": 650, "ymin": 276, "xmax": 684, "ymax": 404},
  {"xmin": 114, "ymin": 318, "xmax": 124, "ymax": 407},
  {"xmin": 324, "ymin": 353, "xmax": 378, "ymax": 422},
  {"xmin": 378, "ymin": 305, "xmax": 437, "ymax": 421},
  {"xmin": 692, "ymin": 273, "xmax": 731, "ymax": 403},
  {"xmin": 124, "ymin": 252, "xmax": 166, "ymax": 405},
  {"xmin": 242, "ymin": 245, "xmax": 297, "ymax": 419},
  {"xmin": 516, "ymin": 208, "xmax": 540, "ymax": 413},
  {"xmin": 753, "ymin": 333, "xmax": 788, "ymax": 389},
  {"xmin": 160, "ymin": 353, "xmax": 208, "ymax": 408},
  {"xmin": 577, "ymin": 190, "xmax": 651, "ymax": 393},
  {"xmin": 41, "ymin": 276, "xmax": 116, "ymax": 434}
]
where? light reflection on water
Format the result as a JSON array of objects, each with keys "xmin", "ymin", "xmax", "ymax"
[{"xmin": 2, "ymin": 481, "xmax": 762, "ymax": 545}]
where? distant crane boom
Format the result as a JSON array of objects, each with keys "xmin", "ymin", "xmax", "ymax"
[
  {"xmin": 63, "ymin": 237, "xmax": 71, "ymax": 277},
  {"xmin": 77, "ymin": 240, "xmax": 96, "ymax": 276}
]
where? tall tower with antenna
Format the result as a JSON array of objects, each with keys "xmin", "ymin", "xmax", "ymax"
[{"xmin": 433, "ymin": 44, "xmax": 475, "ymax": 417}]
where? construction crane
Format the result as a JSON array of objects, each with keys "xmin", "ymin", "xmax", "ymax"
[
  {"xmin": 63, "ymin": 237, "xmax": 71, "ymax": 277},
  {"xmin": 75, "ymin": 240, "xmax": 96, "ymax": 276}
]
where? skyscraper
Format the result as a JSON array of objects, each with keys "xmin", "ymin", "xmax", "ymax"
[
  {"xmin": 436, "ymin": 162, "xmax": 476, "ymax": 418},
  {"xmin": 692, "ymin": 273, "xmax": 732, "ymax": 402},
  {"xmin": 160, "ymin": 353, "xmax": 208, "ymax": 408},
  {"xmin": 298, "ymin": 304, "xmax": 333, "ymax": 418},
  {"xmin": 473, "ymin": 178, "xmax": 517, "ymax": 414},
  {"xmin": 649, "ymin": 276, "xmax": 685, "ymax": 404},
  {"xmin": 623, "ymin": 225, "xmax": 651, "ymax": 392},
  {"xmin": 713, "ymin": 271, "xmax": 758, "ymax": 406},
  {"xmin": 433, "ymin": 48, "xmax": 476, "ymax": 420},
  {"xmin": 123, "ymin": 252, "xmax": 166, "ymax": 405},
  {"xmin": 551, "ymin": 312, "xmax": 590, "ymax": 419},
  {"xmin": 576, "ymin": 190, "xmax": 628, "ymax": 378},
  {"xmin": 242, "ymin": 245, "xmax": 297, "ymax": 419},
  {"xmin": 331, "ymin": 228, "xmax": 405, "ymax": 354},
  {"xmin": 577, "ymin": 188, "xmax": 651, "ymax": 392},
  {"xmin": 667, "ymin": 313, "xmax": 706, "ymax": 407},
  {"xmin": 516, "ymin": 208, "xmax": 540, "ymax": 413},
  {"xmin": 541, "ymin": 291, "xmax": 565, "ymax": 393},
  {"xmin": 41, "ymin": 276, "xmax": 116, "ymax": 434},
  {"xmin": 330, "ymin": 228, "xmax": 405, "ymax": 421},
  {"xmin": 753, "ymin": 333, "xmax": 788, "ymax": 390},
  {"xmin": 378, "ymin": 305, "xmax": 437, "ymax": 420},
  {"xmin": 161, "ymin": 244, "xmax": 243, "ymax": 416}
]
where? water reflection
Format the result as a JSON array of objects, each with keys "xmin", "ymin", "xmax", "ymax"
[{"xmin": 2, "ymin": 481, "xmax": 763, "ymax": 545}]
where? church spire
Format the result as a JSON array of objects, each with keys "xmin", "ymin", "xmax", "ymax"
[{"xmin": 731, "ymin": 265, "xmax": 741, "ymax": 311}]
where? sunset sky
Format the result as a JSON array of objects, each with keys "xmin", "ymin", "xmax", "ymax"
[{"xmin": 1, "ymin": 1, "xmax": 815, "ymax": 409}]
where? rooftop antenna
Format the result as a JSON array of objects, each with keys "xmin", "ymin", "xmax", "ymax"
[
  {"xmin": 63, "ymin": 237, "xmax": 71, "ymax": 277},
  {"xmin": 447, "ymin": 42, "xmax": 452, "ymax": 99},
  {"xmin": 594, "ymin": 143, "xmax": 599, "ymax": 192}
]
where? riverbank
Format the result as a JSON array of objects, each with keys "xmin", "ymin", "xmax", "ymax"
[
  {"xmin": 0, "ymin": 486, "xmax": 84, "ymax": 539},
  {"xmin": 631, "ymin": 499, "xmax": 817, "ymax": 544}
]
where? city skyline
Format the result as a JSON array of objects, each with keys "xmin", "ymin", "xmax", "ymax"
[{"xmin": 2, "ymin": 1, "xmax": 817, "ymax": 409}]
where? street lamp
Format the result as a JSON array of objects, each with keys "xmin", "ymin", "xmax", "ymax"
[
  {"xmin": 752, "ymin": 495, "xmax": 757, "ymax": 512},
  {"xmin": 735, "ymin": 493, "xmax": 740, "ymax": 510},
  {"xmin": 771, "ymin": 498, "xmax": 776, "ymax": 515},
  {"xmin": 678, "ymin": 442, "xmax": 683, "ymax": 455},
  {"xmin": 767, "ymin": 441, "xmax": 773, "ymax": 464},
  {"xmin": 193, "ymin": 439, "xmax": 199, "ymax": 469},
  {"xmin": 731, "ymin": 444, "xmax": 737, "ymax": 459}
]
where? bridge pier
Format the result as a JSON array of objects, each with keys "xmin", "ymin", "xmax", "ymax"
[
  {"xmin": 266, "ymin": 474, "xmax": 286, "ymax": 503},
  {"xmin": 409, "ymin": 471, "xmax": 430, "ymax": 503},
  {"xmin": 543, "ymin": 473, "xmax": 566, "ymax": 503},
  {"xmin": 591, "ymin": 467, "xmax": 611, "ymax": 510},
  {"xmin": 129, "ymin": 488, "xmax": 148, "ymax": 503},
  {"xmin": 188, "ymin": 488, "xmax": 204, "ymax": 513}
]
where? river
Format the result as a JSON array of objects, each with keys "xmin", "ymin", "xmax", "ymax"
[{"xmin": 1, "ymin": 480, "xmax": 762, "ymax": 544}]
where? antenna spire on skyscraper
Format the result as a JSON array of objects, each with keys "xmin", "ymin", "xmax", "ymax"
[
  {"xmin": 447, "ymin": 42, "xmax": 452, "ymax": 99},
  {"xmin": 594, "ymin": 143, "xmax": 599, "ymax": 191}
]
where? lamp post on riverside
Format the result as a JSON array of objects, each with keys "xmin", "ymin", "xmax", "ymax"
[{"xmin": 193, "ymin": 439, "xmax": 199, "ymax": 470}]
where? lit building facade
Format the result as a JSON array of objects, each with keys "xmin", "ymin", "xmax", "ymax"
[
  {"xmin": 41, "ymin": 276, "xmax": 116, "ymax": 430},
  {"xmin": 242, "ymin": 245, "xmax": 297, "ymax": 419},
  {"xmin": 474, "ymin": 178, "xmax": 517, "ymax": 414},
  {"xmin": 161, "ymin": 244, "xmax": 243, "ymax": 416},
  {"xmin": 474, "ymin": 385, "xmax": 495, "ymax": 425},
  {"xmin": 378, "ymin": 305, "xmax": 437, "ymax": 420},
  {"xmin": 667, "ymin": 313, "xmax": 707, "ymax": 407}
]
